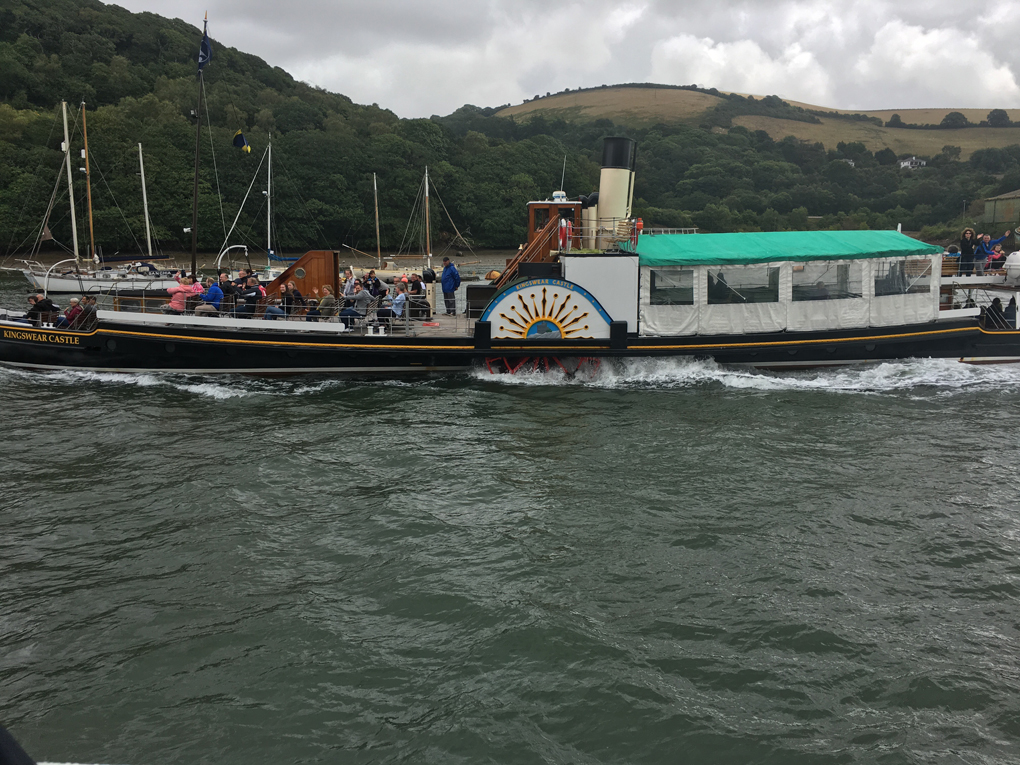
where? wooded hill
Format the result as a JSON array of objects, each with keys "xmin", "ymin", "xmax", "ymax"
[{"xmin": 2, "ymin": 0, "xmax": 1019, "ymax": 259}]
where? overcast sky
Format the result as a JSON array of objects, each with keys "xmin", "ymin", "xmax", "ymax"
[{"xmin": 113, "ymin": 0, "xmax": 1020, "ymax": 118}]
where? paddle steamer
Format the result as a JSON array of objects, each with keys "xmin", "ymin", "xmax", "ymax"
[{"xmin": 3, "ymin": 138, "xmax": 1019, "ymax": 375}]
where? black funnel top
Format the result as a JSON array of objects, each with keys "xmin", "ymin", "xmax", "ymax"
[{"xmin": 602, "ymin": 137, "xmax": 637, "ymax": 170}]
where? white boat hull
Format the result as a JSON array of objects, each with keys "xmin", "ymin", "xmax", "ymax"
[{"xmin": 22, "ymin": 271, "xmax": 179, "ymax": 294}]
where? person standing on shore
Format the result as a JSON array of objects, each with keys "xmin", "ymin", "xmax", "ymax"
[{"xmin": 441, "ymin": 257, "xmax": 460, "ymax": 315}]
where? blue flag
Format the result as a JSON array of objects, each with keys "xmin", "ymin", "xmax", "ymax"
[
  {"xmin": 198, "ymin": 19, "xmax": 211, "ymax": 73},
  {"xmin": 232, "ymin": 130, "xmax": 251, "ymax": 153}
]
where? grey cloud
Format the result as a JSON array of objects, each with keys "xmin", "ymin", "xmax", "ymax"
[{"xmin": 107, "ymin": 0, "xmax": 1020, "ymax": 115}]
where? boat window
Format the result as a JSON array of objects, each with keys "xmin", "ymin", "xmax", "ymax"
[
  {"xmin": 707, "ymin": 266, "xmax": 779, "ymax": 304},
  {"xmin": 792, "ymin": 262, "xmax": 863, "ymax": 301},
  {"xmin": 649, "ymin": 268, "xmax": 694, "ymax": 305},
  {"xmin": 534, "ymin": 207, "xmax": 549, "ymax": 232},
  {"xmin": 875, "ymin": 259, "xmax": 932, "ymax": 296}
]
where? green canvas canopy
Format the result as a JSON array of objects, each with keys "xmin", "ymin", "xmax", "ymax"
[{"xmin": 628, "ymin": 230, "xmax": 942, "ymax": 267}]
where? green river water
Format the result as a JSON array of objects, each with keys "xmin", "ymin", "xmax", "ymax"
[{"xmin": 2, "ymin": 273, "xmax": 1020, "ymax": 764}]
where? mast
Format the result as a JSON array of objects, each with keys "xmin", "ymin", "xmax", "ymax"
[
  {"xmin": 266, "ymin": 135, "xmax": 272, "ymax": 259},
  {"xmin": 424, "ymin": 166, "xmax": 432, "ymax": 269},
  {"xmin": 373, "ymin": 172, "xmax": 381, "ymax": 270},
  {"xmin": 61, "ymin": 101, "xmax": 79, "ymax": 264},
  {"xmin": 81, "ymin": 102, "xmax": 96, "ymax": 263},
  {"xmin": 191, "ymin": 12, "xmax": 210, "ymax": 276},
  {"xmin": 190, "ymin": 74, "xmax": 204, "ymax": 276},
  {"xmin": 138, "ymin": 143, "xmax": 152, "ymax": 258}
]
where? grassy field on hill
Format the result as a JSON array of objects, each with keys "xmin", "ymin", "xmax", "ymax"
[
  {"xmin": 499, "ymin": 88, "xmax": 1020, "ymax": 159},
  {"xmin": 732, "ymin": 116, "xmax": 1020, "ymax": 159},
  {"xmin": 498, "ymin": 88, "xmax": 726, "ymax": 125}
]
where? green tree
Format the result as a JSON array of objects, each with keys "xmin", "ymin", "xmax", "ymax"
[
  {"xmin": 987, "ymin": 109, "xmax": 1011, "ymax": 128},
  {"xmin": 875, "ymin": 148, "xmax": 897, "ymax": 165},
  {"xmin": 940, "ymin": 112, "xmax": 970, "ymax": 129}
]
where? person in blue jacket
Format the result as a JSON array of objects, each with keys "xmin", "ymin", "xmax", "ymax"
[
  {"xmin": 975, "ymin": 230, "xmax": 1011, "ymax": 275},
  {"xmin": 441, "ymin": 256, "xmax": 461, "ymax": 315},
  {"xmin": 197, "ymin": 276, "xmax": 223, "ymax": 314}
]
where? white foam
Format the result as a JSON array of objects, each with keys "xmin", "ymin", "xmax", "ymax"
[
  {"xmin": 472, "ymin": 356, "xmax": 1020, "ymax": 395},
  {"xmin": 0, "ymin": 367, "xmax": 256, "ymax": 399},
  {"xmin": 2, "ymin": 356, "xmax": 1017, "ymax": 398}
]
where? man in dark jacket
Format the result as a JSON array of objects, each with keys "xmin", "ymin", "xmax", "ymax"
[
  {"xmin": 25, "ymin": 294, "xmax": 59, "ymax": 325},
  {"xmin": 441, "ymin": 257, "xmax": 460, "ymax": 315},
  {"xmin": 233, "ymin": 278, "xmax": 265, "ymax": 318}
]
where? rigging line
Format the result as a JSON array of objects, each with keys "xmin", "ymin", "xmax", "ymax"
[
  {"xmin": 397, "ymin": 175, "xmax": 427, "ymax": 256},
  {"xmin": 32, "ymin": 159, "xmax": 67, "ymax": 258},
  {"xmin": 239, "ymin": 195, "xmax": 269, "ymax": 243},
  {"xmin": 2, "ymin": 108, "xmax": 63, "ymax": 265},
  {"xmin": 395, "ymin": 178, "xmax": 421, "ymax": 256},
  {"xmin": 202, "ymin": 87, "xmax": 228, "ymax": 241},
  {"xmin": 218, "ymin": 145, "xmax": 268, "ymax": 254},
  {"xmin": 88, "ymin": 154, "xmax": 145, "ymax": 257},
  {"xmin": 275, "ymin": 156, "xmax": 332, "ymax": 246},
  {"xmin": 430, "ymin": 182, "xmax": 475, "ymax": 256}
]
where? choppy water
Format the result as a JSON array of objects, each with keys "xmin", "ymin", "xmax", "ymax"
[{"xmin": 2, "ymin": 355, "xmax": 1020, "ymax": 765}]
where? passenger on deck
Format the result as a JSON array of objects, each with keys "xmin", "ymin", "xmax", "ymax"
[
  {"xmin": 282, "ymin": 280, "xmax": 306, "ymax": 316},
  {"xmin": 338, "ymin": 282, "xmax": 374, "ymax": 327},
  {"xmin": 54, "ymin": 298, "xmax": 82, "ymax": 328},
  {"xmin": 364, "ymin": 271, "xmax": 382, "ymax": 296},
  {"xmin": 218, "ymin": 272, "xmax": 237, "ymax": 297},
  {"xmin": 945, "ymin": 245, "xmax": 960, "ymax": 275},
  {"xmin": 233, "ymin": 268, "xmax": 257, "ymax": 289},
  {"xmin": 342, "ymin": 269, "xmax": 357, "ymax": 297},
  {"xmin": 166, "ymin": 275, "xmax": 202, "ymax": 315},
  {"xmin": 408, "ymin": 273, "xmax": 425, "ymax": 295},
  {"xmin": 975, "ymin": 231, "xmax": 1011, "ymax": 276},
  {"xmin": 986, "ymin": 297, "xmax": 1010, "ymax": 329},
  {"xmin": 1005, "ymin": 297, "xmax": 1017, "ymax": 328},
  {"xmin": 216, "ymin": 273, "xmax": 236, "ymax": 312},
  {"xmin": 263, "ymin": 292, "xmax": 286, "ymax": 320},
  {"xmin": 195, "ymin": 277, "xmax": 222, "ymax": 315},
  {"xmin": 302, "ymin": 299, "xmax": 318, "ymax": 322},
  {"xmin": 233, "ymin": 277, "xmax": 265, "ymax": 318},
  {"xmin": 376, "ymin": 282, "xmax": 407, "ymax": 321},
  {"xmin": 988, "ymin": 244, "xmax": 1007, "ymax": 271},
  {"xmin": 708, "ymin": 271, "xmax": 730, "ymax": 302},
  {"xmin": 72, "ymin": 296, "xmax": 97, "ymax": 329},
  {"xmin": 441, "ymin": 257, "xmax": 460, "ymax": 315},
  {"xmin": 959, "ymin": 229, "xmax": 977, "ymax": 275},
  {"xmin": 312, "ymin": 285, "xmax": 337, "ymax": 317},
  {"xmin": 23, "ymin": 294, "xmax": 59, "ymax": 325}
]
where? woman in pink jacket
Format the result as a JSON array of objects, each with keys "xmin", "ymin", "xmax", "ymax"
[{"xmin": 166, "ymin": 273, "xmax": 202, "ymax": 315}]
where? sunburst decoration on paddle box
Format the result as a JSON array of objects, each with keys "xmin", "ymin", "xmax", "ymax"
[{"xmin": 479, "ymin": 278, "xmax": 613, "ymax": 340}]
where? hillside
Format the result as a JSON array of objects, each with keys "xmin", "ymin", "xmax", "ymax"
[
  {"xmin": 3, "ymin": 0, "xmax": 1020, "ymax": 253},
  {"xmin": 497, "ymin": 88, "xmax": 1020, "ymax": 159},
  {"xmin": 498, "ymin": 87, "xmax": 727, "ymax": 126}
]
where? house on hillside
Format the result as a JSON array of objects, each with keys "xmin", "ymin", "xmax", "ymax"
[
  {"xmin": 982, "ymin": 189, "xmax": 1020, "ymax": 226},
  {"xmin": 899, "ymin": 156, "xmax": 926, "ymax": 170}
]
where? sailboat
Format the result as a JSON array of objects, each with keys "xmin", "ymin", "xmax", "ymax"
[
  {"xmin": 214, "ymin": 135, "xmax": 297, "ymax": 282},
  {"xmin": 17, "ymin": 101, "xmax": 180, "ymax": 295}
]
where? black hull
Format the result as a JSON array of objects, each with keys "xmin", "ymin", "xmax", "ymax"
[{"xmin": 1, "ymin": 318, "xmax": 1018, "ymax": 375}]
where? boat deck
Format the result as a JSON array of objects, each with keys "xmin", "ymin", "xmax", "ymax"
[
  {"xmin": 68, "ymin": 307, "xmax": 480, "ymax": 339},
  {"xmin": 393, "ymin": 312, "xmax": 476, "ymax": 338}
]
